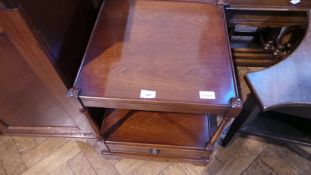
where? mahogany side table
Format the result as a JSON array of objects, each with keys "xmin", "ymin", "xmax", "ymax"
[{"xmin": 72, "ymin": 0, "xmax": 242, "ymax": 164}]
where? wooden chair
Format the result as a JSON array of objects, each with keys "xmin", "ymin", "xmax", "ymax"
[{"xmin": 222, "ymin": 10, "xmax": 311, "ymax": 158}]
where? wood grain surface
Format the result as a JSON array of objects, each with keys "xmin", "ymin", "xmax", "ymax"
[
  {"xmin": 75, "ymin": 0, "xmax": 237, "ymax": 113},
  {"xmin": 105, "ymin": 111, "xmax": 210, "ymax": 147},
  {"xmin": 0, "ymin": 6, "xmax": 95, "ymax": 137}
]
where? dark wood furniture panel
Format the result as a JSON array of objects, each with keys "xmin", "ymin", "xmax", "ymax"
[
  {"xmin": 224, "ymin": 0, "xmax": 311, "ymax": 9},
  {"xmin": 226, "ymin": 10, "xmax": 307, "ymax": 26},
  {"xmin": 74, "ymin": 0, "xmax": 238, "ymax": 114},
  {"xmin": 0, "ymin": 34, "xmax": 76, "ymax": 128},
  {"xmin": 19, "ymin": 0, "xmax": 101, "ymax": 87},
  {"xmin": 0, "ymin": 4, "xmax": 98, "ymax": 137},
  {"xmin": 223, "ymin": 10, "xmax": 311, "ymax": 148},
  {"xmin": 105, "ymin": 111, "xmax": 212, "ymax": 147}
]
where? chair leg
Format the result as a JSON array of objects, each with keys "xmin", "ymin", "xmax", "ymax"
[{"xmin": 221, "ymin": 94, "xmax": 261, "ymax": 147}]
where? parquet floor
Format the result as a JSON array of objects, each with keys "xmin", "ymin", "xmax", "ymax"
[{"xmin": 0, "ymin": 135, "xmax": 310, "ymax": 175}]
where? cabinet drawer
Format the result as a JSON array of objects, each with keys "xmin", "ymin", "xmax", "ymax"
[{"xmin": 106, "ymin": 142, "xmax": 210, "ymax": 158}]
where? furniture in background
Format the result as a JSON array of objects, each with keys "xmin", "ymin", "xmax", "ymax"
[
  {"xmin": 0, "ymin": 0, "xmax": 102, "ymax": 137},
  {"xmin": 222, "ymin": 10, "xmax": 311, "ymax": 158},
  {"xmin": 226, "ymin": 8, "xmax": 307, "ymax": 67},
  {"xmin": 224, "ymin": 0, "xmax": 310, "ymax": 67}
]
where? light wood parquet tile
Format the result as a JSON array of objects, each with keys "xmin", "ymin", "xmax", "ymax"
[
  {"xmin": 241, "ymin": 158, "xmax": 276, "ymax": 175},
  {"xmin": 278, "ymin": 146, "xmax": 311, "ymax": 175},
  {"xmin": 124, "ymin": 160, "xmax": 170, "ymax": 175},
  {"xmin": 21, "ymin": 141, "xmax": 81, "ymax": 175},
  {"xmin": 48, "ymin": 163, "xmax": 74, "ymax": 175},
  {"xmin": 0, "ymin": 160, "xmax": 8, "ymax": 175},
  {"xmin": 115, "ymin": 158, "xmax": 146, "ymax": 175},
  {"xmin": 0, "ymin": 135, "xmax": 309, "ymax": 175},
  {"xmin": 215, "ymin": 137, "xmax": 267, "ymax": 175},
  {"xmin": 202, "ymin": 156, "xmax": 223, "ymax": 175},
  {"xmin": 34, "ymin": 137, "xmax": 48, "ymax": 145},
  {"xmin": 22, "ymin": 138, "xmax": 70, "ymax": 169},
  {"xmin": 13, "ymin": 137, "xmax": 38, "ymax": 154},
  {"xmin": 260, "ymin": 146, "xmax": 297, "ymax": 175},
  {"xmin": 158, "ymin": 163, "xmax": 188, "ymax": 175},
  {"xmin": 260, "ymin": 144, "xmax": 311, "ymax": 175},
  {"xmin": 175, "ymin": 163, "xmax": 206, "ymax": 175},
  {"xmin": 0, "ymin": 136, "xmax": 27, "ymax": 175},
  {"xmin": 104, "ymin": 155, "xmax": 123, "ymax": 166},
  {"xmin": 68, "ymin": 152, "xmax": 96, "ymax": 175},
  {"xmin": 215, "ymin": 136, "xmax": 265, "ymax": 163},
  {"xmin": 77, "ymin": 141, "xmax": 120, "ymax": 175}
]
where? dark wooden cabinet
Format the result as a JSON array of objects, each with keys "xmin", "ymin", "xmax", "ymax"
[{"xmin": 0, "ymin": 1, "xmax": 101, "ymax": 137}]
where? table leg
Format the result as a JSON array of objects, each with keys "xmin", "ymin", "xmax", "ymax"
[
  {"xmin": 222, "ymin": 94, "xmax": 261, "ymax": 147},
  {"xmin": 206, "ymin": 97, "xmax": 243, "ymax": 151}
]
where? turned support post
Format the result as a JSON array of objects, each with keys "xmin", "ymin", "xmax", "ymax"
[{"xmin": 206, "ymin": 97, "xmax": 243, "ymax": 151}]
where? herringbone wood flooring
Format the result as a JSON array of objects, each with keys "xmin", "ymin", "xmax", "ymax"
[{"xmin": 0, "ymin": 135, "xmax": 310, "ymax": 175}]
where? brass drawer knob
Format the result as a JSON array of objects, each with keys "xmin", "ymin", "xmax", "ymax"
[{"xmin": 150, "ymin": 148, "xmax": 160, "ymax": 155}]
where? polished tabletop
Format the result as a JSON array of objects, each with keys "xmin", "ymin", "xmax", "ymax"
[{"xmin": 75, "ymin": 0, "xmax": 238, "ymax": 113}]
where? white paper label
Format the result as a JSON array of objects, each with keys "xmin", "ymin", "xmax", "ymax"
[
  {"xmin": 199, "ymin": 91, "xmax": 216, "ymax": 99},
  {"xmin": 290, "ymin": 0, "xmax": 300, "ymax": 4},
  {"xmin": 140, "ymin": 90, "xmax": 156, "ymax": 98}
]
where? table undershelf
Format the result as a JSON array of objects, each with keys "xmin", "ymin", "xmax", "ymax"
[{"xmin": 101, "ymin": 110, "xmax": 218, "ymax": 163}]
